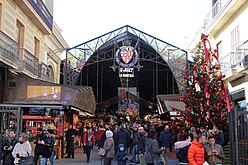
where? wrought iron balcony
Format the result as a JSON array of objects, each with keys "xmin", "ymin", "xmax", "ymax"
[
  {"xmin": 220, "ymin": 49, "xmax": 248, "ymax": 76},
  {"xmin": 27, "ymin": 0, "xmax": 53, "ymax": 30},
  {"xmin": 0, "ymin": 31, "xmax": 20, "ymax": 65},
  {"xmin": 38, "ymin": 62, "xmax": 52, "ymax": 82},
  {"xmin": 20, "ymin": 48, "xmax": 38, "ymax": 76}
]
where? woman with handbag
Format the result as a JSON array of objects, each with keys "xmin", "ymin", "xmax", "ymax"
[
  {"xmin": 41, "ymin": 129, "xmax": 55, "ymax": 165},
  {"xmin": 83, "ymin": 127, "xmax": 95, "ymax": 163},
  {"xmin": 12, "ymin": 132, "xmax": 32, "ymax": 165},
  {"xmin": 103, "ymin": 130, "xmax": 115, "ymax": 165}
]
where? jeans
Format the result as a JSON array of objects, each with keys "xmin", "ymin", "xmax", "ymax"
[
  {"xmin": 42, "ymin": 151, "xmax": 55, "ymax": 165},
  {"xmin": 132, "ymin": 144, "xmax": 138, "ymax": 163},
  {"xmin": 85, "ymin": 146, "xmax": 92, "ymax": 161}
]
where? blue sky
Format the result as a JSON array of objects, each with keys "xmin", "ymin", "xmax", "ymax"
[{"xmin": 53, "ymin": 0, "xmax": 211, "ymax": 50}]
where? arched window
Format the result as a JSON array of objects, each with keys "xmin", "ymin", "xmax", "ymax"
[{"xmin": 47, "ymin": 65, "xmax": 54, "ymax": 82}]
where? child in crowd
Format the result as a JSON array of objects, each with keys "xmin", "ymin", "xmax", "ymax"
[{"xmin": 115, "ymin": 144, "xmax": 128, "ymax": 165}]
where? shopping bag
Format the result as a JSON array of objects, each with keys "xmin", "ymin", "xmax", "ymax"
[
  {"xmin": 18, "ymin": 156, "xmax": 34, "ymax": 165},
  {"xmin": 98, "ymin": 148, "xmax": 107, "ymax": 157}
]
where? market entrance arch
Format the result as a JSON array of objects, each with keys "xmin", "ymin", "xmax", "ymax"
[{"xmin": 65, "ymin": 25, "xmax": 187, "ymax": 116}]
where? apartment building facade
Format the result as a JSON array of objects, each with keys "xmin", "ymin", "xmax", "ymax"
[
  {"xmin": 203, "ymin": 0, "xmax": 248, "ymax": 164},
  {"xmin": 0, "ymin": 0, "xmax": 68, "ymax": 89}
]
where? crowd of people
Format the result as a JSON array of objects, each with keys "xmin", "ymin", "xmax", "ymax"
[
  {"xmin": 0, "ymin": 121, "xmax": 227, "ymax": 165},
  {"xmin": 1, "ymin": 128, "xmax": 55, "ymax": 165},
  {"xmin": 63, "ymin": 121, "xmax": 226, "ymax": 165}
]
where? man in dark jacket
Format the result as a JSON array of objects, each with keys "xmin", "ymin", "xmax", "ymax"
[
  {"xmin": 160, "ymin": 125, "xmax": 173, "ymax": 162},
  {"xmin": 1, "ymin": 130, "xmax": 18, "ymax": 165},
  {"xmin": 131, "ymin": 125, "xmax": 139, "ymax": 163},
  {"xmin": 65, "ymin": 124, "xmax": 77, "ymax": 158},
  {"xmin": 34, "ymin": 127, "xmax": 46, "ymax": 165},
  {"xmin": 160, "ymin": 125, "xmax": 173, "ymax": 149},
  {"xmin": 116, "ymin": 124, "xmax": 130, "ymax": 150}
]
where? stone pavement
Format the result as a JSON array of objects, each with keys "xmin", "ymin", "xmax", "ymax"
[
  {"xmin": 54, "ymin": 147, "xmax": 117, "ymax": 165},
  {"xmin": 54, "ymin": 147, "xmax": 179, "ymax": 165}
]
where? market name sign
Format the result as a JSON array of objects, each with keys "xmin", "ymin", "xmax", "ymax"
[
  {"xmin": 27, "ymin": 86, "xmax": 61, "ymax": 100},
  {"xmin": 119, "ymin": 68, "xmax": 134, "ymax": 78}
]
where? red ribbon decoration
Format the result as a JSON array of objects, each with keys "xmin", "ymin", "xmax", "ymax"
[{"xmin": 201, "ymin": 33, "xmax": 231, "ymax": 112}]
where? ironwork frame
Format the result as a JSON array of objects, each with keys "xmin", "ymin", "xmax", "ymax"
[
  {"xmin": 230, "ymin": 107, "xmax": 248, "ymax": 165},
  {"xmin": 0, "ymin": 105, "xmax": 22, "ymax": 135},
  {"xmin": 65, "ymin": 25, "xmax": 187, "ymax": 93}
]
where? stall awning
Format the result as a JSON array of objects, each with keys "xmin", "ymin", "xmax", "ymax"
[
  {"xmin": 157, "ymin": 94, "xmax": 185, "ymax": 114},
  {"xmin": 97, "ymin": 92, "xmax": 156, "ymax": 110},
  {"xmin": 4, "ymin": 74, "xmax": 96, "ymax": 114}
]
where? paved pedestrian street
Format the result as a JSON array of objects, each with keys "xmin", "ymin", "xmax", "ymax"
[
  {"xmin": 54, "ymin": 147, "xmax": 178, "ymax": 165},
  {"xmin": 55, "ymin": 148, "xmax": 118, "ymax": 165}
]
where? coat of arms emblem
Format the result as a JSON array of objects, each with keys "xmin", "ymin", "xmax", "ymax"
[
  {"xmin": 120, "ymin": 46, "xmax": 134, "ymax": 64},
  {"xmin": 115, "ymin": 46, "xmax": 138, "ymax": 68}
]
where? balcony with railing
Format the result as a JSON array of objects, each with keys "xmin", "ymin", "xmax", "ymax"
[
  {"xmin": 13, "ymin": 0, "xmax": 53, "ymax": 34},
  {"xmin": 20, "ymin": 48, "xmax": 38, "ymax": 76},
  {"xmin": 204, "ymin": 0, "xmax": 231, "ymax": 31},
  {"xmin": 203, "ymin": 0, "xmax": 246, "ymax": 35},
  {"xmin": 0, "ymin": 31, "xmax": 20, "ymax": 67},
  {"xmin": 38, "ymin": 62, "xmax": 52, "ymax": 82},
  {"xmin": 220, "ymin": 48, "xmax": 248, "ymax": 80}
]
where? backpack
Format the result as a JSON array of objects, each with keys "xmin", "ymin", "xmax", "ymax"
[
  {"xmin": 176, "ymin": 145, "xmax": 190, "ymax": 163},
  {"xmin": 144, "ymin": 140, "xmax": 153, "ymax": 164}
]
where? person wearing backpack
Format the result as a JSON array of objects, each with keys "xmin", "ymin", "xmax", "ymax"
[
  {"xmin": 174, "ymin": 134, "xmax": 191, "ymax": 164},
  {"xmin": 145, "ymin": 129, "xmax": 165, "ymax": 165}
]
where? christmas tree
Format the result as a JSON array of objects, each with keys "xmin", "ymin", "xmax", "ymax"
[{"xmin": 180, "ymin": 34, "xmax": 230, "ymax": 130}]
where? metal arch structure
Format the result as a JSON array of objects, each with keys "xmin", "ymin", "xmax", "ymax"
[{"xmin": 65, "ymin": 25, "xmax": 188, "ymax": 93}]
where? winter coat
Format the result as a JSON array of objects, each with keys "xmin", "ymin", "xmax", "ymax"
[
  {"xmin": 116, "ymin": 128, "xmax": 130, "ymax": 149},
  {"xmin": 132, "ymin": 130, "xmax": 139, "ymax": 146},
  {"xmin": 115, "ymin": 150, "xmax": 128, "ymax": 165},
  {"xmin": 83, "ymin": 130, "xmax": 95, "ymax": 146},
  {"xmin": 160, "ymin": 130, "xmax": 173, "ymax": 148},
  {"xmin": 146, "ymin": 138, "xmax": 164, "ymax": 159},
  {"xmin": 214, "ymin": 132, "xmax": 224, "ymax": 146},
  {"xmin": 205, "ymin": 143, "xmax": 225, "ymax": 165},
  {"xmin": 42, "ymin": 135, "xmax": 55, "ymax": 158},
  {"xmin": 1, "ymin": 137, "xmax": 18, "ymax": 165},
  {"xmin": 66, "ymin": 128, "xmax": 76, "ymax": 153},
  {"xmin": 175, "ymin": 140, "xmax": 191, "ymax": 163},
  {"xmin": 96, "ymin": 128, "xmax": 105, "ymax": 141},
  {"xmin": 188, "ymin": 139, "xmax": 205, "ymax": 165},
  {"xmin": 12, "ymin": 140, "xmax": 32, "ymax": 164},
  {"xmin": 137, "ymin": 132, "xmax": 146, "ymax": 154},
  {"xmin": 34, "ymin": 132, "xmax": 46, "ymax": 155},
  {"xmin": 103, "ymin": 137, "xmax": 115, "ymax": 158}
]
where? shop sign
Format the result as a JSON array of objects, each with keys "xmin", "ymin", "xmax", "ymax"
[
  {"xmin": 27, "ymin": 86, "xmax": 61, "ymax": 100},
  {"xmin": 119, "ymin": 67, "xmax": 134, "ymax": 77}
]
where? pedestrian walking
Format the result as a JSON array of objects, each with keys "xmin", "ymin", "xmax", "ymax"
[
  {"xmin": 1, "ymin": 130, "xmax": 18, "ymax": 165},
  {"xmin": 115, "ymin": 144, "xmax": 128, "ymax": 165},
  {"xmin": 41, "ymin": 129, "xmax": 55, "ymax": 165},
  {"xmin": 188, "ymin": 134, "xmax": 206, "ymax": 165},
  {"xmin": 145, "ymin": 129, "xmax": 165, "ymax": 165},
  {"xmin": 103, "ymin": 130, "xmax": 115, "ymax": 165},
  {"xmin": 83, "ymin": 127, "xmax": 95, "ymax": 163},
  {"xmin": 205, "ymin": 135, "xmax": 225, "ymax": 165},
  {"xmin": 12, "ymin": 132, "xmax": 32, "ymax": 165},
  {"xmin": 159, "ymin": 125, "xmax": 172, "ymax": 162},
  {"xmin": 33, "ymin": 127, "xmax": 46, "ymax": 165},
  {"xmin": 65, "ymin": 124, "xmax": 77, "ymax": 158}
]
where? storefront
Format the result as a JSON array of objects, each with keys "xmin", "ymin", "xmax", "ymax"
[{"xmin": 1, "ymin": 73, "xmax": 96, "ymax": 158}]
